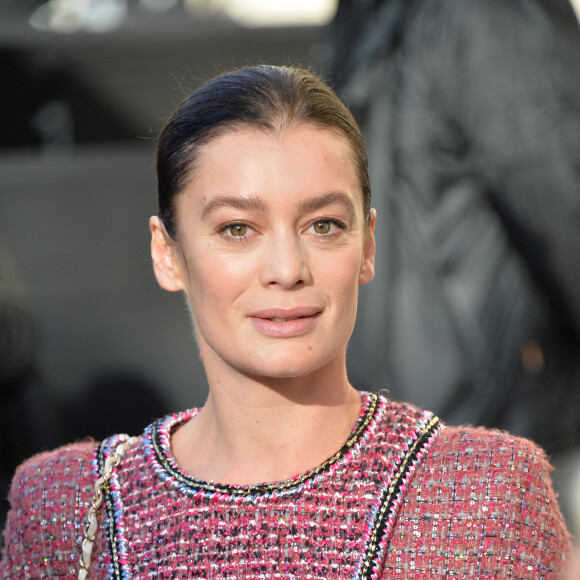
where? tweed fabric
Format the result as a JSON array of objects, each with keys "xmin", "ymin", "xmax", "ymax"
[{"xmin": 0, "ymin": 392, "xmax": 570, "ymax": 579}]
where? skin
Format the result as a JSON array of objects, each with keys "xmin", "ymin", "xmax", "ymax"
[{"xmin": 150, "ymin": 124, "xmax": 376, "ymax": 485}]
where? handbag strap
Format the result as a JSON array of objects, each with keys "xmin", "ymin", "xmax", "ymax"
[{"xmin": 78, "ymin": 434, "xmax": 137, "ymax": 580}]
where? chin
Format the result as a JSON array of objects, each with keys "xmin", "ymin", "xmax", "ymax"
[
  {"xmin": 240, "ymin": 350, "xmax": 336, "ymax": 381},
  {"xmin": 244, "ymin": 364, "xmax": 314, "ymax": 380}
]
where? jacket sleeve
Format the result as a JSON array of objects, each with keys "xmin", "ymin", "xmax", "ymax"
[
  {"xmin": 386, "ymin": 425, "xmax": 572, "ymax": 577},
  {"xmin": 0, "ymin": 442, "xmax": 96, "ymax": 579}
]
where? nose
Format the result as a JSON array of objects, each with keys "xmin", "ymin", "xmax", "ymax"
[{"xmin": 259, "ymin": 231, "xmax": 311, "ymax": 289}]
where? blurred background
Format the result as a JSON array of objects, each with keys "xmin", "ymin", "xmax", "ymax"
[
  {"xmin": 1, "ymin": 0, "xmax": 580, "ymax": 538},
  {"xmin": 0, "ymin": 0, "xmax": 337, "ymax": 528}
]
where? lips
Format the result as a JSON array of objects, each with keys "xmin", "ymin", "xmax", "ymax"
[
  {"xmin": 250, "ymin": 307, "xmax": 321, "ymax": 320},
  {"xmin": 248, "ymin": 307, "xmax": 322, "ymax": 337}
]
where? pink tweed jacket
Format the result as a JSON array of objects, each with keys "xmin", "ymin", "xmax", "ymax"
[{"xmin": 0, "ymin": 392, "xmax": 571, "ymax": 578}]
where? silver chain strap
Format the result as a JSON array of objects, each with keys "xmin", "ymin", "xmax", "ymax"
[{"xmin": 78, "ymin": 435, "xmax": 138, "ymax": 580}]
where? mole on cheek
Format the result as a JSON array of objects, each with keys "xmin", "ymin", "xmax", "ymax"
[{"xmin": 306, "ymin": 345, "xmax": 312, "ymax": 351}]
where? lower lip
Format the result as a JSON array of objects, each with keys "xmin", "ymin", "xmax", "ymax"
[{"xmin": 249, "ymin": 314, "xmax": 320, "ymax": 337}]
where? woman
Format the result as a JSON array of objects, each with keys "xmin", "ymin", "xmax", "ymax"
[{"xmin": 0, "ymin": 65, "xmax": 571, "ymax": 579}]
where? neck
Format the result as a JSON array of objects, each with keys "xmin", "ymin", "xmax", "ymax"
[{"xmin": 171, "ymin": 358, "xmax": 361, "ymax": 485}]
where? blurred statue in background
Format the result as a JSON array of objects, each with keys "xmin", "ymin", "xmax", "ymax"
[{"xmin": 331, "ymin": 0, "xmax": 580, "ymax": 493}]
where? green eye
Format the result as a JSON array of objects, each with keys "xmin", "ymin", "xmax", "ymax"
[
  {"xmin": 229, "ymin": 224, "xmax": 247, "ymax": 237},
  {"xmin": 313, "ymin": 220, "xmax": 331, "ymax": 234}
]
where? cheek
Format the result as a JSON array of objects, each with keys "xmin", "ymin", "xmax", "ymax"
[
  {"xmin": 317, "ymin": 250, "xmax": 363, "ymax": 299},
  {"xmin": 335, "ymin": 247, "xmax": 364, "ymax": 279},
  {"xmin": 185, "ymin": 248, "xmax": 255, "ymax": 307}
]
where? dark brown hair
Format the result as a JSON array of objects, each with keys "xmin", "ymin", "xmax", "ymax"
[{"xmin": 156, "ymin": 65, "xmax": 370, "ymax": 238}]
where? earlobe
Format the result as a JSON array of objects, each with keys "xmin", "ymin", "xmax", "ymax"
[
  {"xmin": 150, "ymin": 216, "xmax": 185, "ymax": 292},
  {"xmin": 359, "ymin": 208, "xmax": 377, "ymax": 286}
]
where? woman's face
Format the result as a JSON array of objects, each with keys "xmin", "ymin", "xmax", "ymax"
[{"xmin": 151, "ymin": 125, "xmax": 376, "ymax": 382}]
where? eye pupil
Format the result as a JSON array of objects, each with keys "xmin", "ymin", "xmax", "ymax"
[{"xmin": 314, "ymin": 221, "xmax": 331, "ymax": 234}]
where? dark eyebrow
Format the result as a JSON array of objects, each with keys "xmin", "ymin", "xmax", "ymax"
[
  {"xmin": 297, "ymin": 192, "xmax": 357, "ymax": 215},
  {"xmin": 201, "ymin": 195, "xmax": 268, "ymax": 220},
  {"xmin": 201, "ymin": 191, "xmax": 356, "ymax": 220}
]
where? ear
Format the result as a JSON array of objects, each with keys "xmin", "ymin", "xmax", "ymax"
[
  {"xmin": 358, "ymin": 208, "xmax": 376, "ymax": 286},
  {"xmin": 150, "ymin": 216, "xmax": 185, "ymax": 292}
]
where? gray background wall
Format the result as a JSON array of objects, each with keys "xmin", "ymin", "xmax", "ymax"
[{"xmin": 0, "ymin": 2, "xmax": 331, "ymax": 417}]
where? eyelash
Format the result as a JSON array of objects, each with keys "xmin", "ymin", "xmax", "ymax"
[
  {"xmin": 217, "ymin": 217, "xmax": 348, "ymax": 241},
  {"xmin": 308, "ymin": 218, "xmax": 348, "ymax": 235},
  {"xmin": 218, "ymin": 221, "xmax": 255, "ymax": 241}
]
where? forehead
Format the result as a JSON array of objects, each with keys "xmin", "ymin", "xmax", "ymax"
[
  {"xmin": 187, "ymin": 125, "xmax": 361, "ymax": 202},
  {"xmin": 199, "ymin": 123, "xmax": 353, "ymax": 160}
]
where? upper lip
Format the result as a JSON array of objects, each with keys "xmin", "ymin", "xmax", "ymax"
[{"xmin": 248, "ymin": 307, "xmax": 322, "ymax": 320}]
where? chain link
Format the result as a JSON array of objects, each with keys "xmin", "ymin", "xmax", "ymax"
[{"xmin": 78, "ymin": 435, "xmax": 137, "ymax": 580}]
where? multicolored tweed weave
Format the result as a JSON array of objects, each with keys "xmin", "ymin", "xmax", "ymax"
[{"xmin": 0, "ymin": 392, "xmax": 570, "ymax": 579}]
